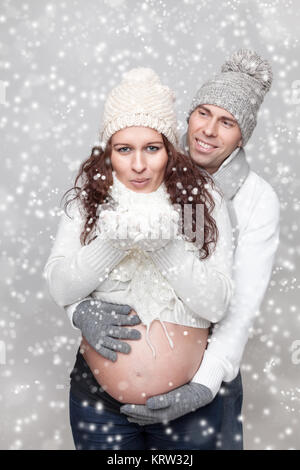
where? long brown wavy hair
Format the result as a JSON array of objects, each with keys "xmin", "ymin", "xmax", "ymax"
[{"xmin": 61, "ymin": 134, "xmax": 219, "ymax": 259}]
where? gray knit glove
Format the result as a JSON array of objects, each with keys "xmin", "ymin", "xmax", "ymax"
[
  {"xmin": 120, "ymin": 382, "xmax": 213, "ymax": 425},
  {"xmin": 73, "ymin": 299, "xmax": 142, "ymax": 362}
]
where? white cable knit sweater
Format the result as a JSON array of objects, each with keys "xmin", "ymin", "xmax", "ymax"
[{"xmin": 44, "ymin": 175, "xmax": 234, "ymax": 357}]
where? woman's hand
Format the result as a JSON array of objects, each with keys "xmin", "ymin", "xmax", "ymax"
[
  {"xmin": 97, "ymin": 207, "xmax": 181, "ymax": 252},
  {"xmin": 120, "ymin": 382, "xmax": 214, "ymax": 425},
  {"xmin": 97, "ymin": 210, "xmax": 137, "ymax": 251},
  {"xmin": 131, "ymin": 233, "xmax": 170, "ymax": 252},
  {"xmin": 73, "ymin": 300, "xmax": 142, "ymax": 361}
]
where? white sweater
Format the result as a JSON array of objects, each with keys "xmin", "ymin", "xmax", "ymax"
[
  {"xmin": 192, "ymin": 169, "xmax": 280, "ymax": 395},
  {"xmin": 44, "ymin": 177, "xmax": 234, "ymax": 358}
]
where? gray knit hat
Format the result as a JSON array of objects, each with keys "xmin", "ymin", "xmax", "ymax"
[
  {"xmin": 100, "ymin": 67, "xmax": 179, "ymax": 148},
  {"xmin": 187, "ymin": 49, "xmax": 273, "ymax": 146}
]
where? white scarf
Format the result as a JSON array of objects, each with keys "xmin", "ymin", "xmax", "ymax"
[{"xmin": 97, "ymin": 173, "xmax": 187, "ymax": 357}]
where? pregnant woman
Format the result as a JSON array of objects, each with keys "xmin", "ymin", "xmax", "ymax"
[{"xmin": 44, "ymin": 68, "xmax": 233, "ymax": 450}]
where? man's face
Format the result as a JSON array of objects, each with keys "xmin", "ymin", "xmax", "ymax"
[{"xmin": 187, "ymin": 104, "xmax": 243, "ymax": 174}]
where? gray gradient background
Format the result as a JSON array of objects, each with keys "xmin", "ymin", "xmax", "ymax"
[{"xmin": 0, "ymin": 0, "xmax": 299, "ymax": 450}]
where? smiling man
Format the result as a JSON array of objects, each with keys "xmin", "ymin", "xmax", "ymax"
[
  {"xmin": 188, "ymin": 104, "xmax": 242, "ymax": 173},
  {"xmin": 119, "ymin": 49, "xmax": 280, "ymax": 450}
]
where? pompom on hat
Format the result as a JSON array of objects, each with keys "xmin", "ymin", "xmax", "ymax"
[
  {"xmin": 187, "ymin": 49, "xmax": 273, "ymax": 146},
  {"xmin": 100, "ymin": 67, "xmax": 179, "ymax": 148}
]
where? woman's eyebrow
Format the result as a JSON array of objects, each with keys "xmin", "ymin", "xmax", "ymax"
[
  {"xmin": 113, "ymin": 141, "xmax": 163, "ymax": 146},
  {"xmin": 145, "ymin": 141, "xmax": 164, "ymax": 145},
  {"xmin": 113, "ymin": 142, "xmax": 131, "ymax": 146},
  {"xmin": 113, "ymin": 140, "xmax": 164, "ymax": 147}
]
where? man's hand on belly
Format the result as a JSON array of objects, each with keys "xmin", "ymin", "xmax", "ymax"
[
  {"xmin": 120, "ymin": 382, "xmax": 213, "ymax": 425},
  {"xmin": 73, "ymin": 299, "xmax": 142, "ymax": 362}
]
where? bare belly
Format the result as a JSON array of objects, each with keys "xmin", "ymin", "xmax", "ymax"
[{"xmin": 80, "ymin": 311, "xmax": 209, "ymax": 404}]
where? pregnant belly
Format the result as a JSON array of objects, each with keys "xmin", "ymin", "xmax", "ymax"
[{"xmin": 80, "ymin": 311, "xmax": 209, "ymax": 404}]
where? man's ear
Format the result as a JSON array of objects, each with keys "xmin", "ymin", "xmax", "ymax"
[{"xmin": 237, "ymin": 138, "xmax": 243, "ymax": 147}]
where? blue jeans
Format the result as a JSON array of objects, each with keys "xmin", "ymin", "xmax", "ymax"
[{"xmin": 69, "ymin": 371, "xmax": 243, "ymax": 450}]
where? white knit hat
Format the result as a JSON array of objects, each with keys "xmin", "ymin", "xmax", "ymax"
[{"xmin": 100, "ymin": 67, "xmax": 179, "ymax": 148}]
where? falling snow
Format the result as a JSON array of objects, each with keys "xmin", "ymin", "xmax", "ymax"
[{"xmin": 0, "ymin": 0, "xmax": 299, "ymax": 450}]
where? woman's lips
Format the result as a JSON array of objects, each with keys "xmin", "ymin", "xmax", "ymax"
[
  {"xmin": 130, "ymin": 178, "xmax": 150, "ymax": 188},
  {"xmin": 195, "ymin": 137, "xmax": 217, "ymax": 154}
]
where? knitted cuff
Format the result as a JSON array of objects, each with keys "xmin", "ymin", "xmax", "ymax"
[
  {"xmin": 64, "ymin": 299, "xmax": 93, "ymax": 331},
  {"xmin": 78, "ymin": 237, "xmax": 128, "ymax": 279},
  {"xmin": 191, "ymin": 350, "xmax": 231, "ymax": 397},
  {"xmin": 148, "ymin": 238, "xmax": 190, "ymax": 275}
]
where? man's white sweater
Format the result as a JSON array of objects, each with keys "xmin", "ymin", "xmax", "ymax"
[{"xmin": 191, "ymin": 169, "xmax": 280, "ymax": 395}]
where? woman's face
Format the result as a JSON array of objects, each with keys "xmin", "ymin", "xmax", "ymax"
[{"xmin": 110, "ymin": 126, "xmax": 168, "ymax": 193}]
